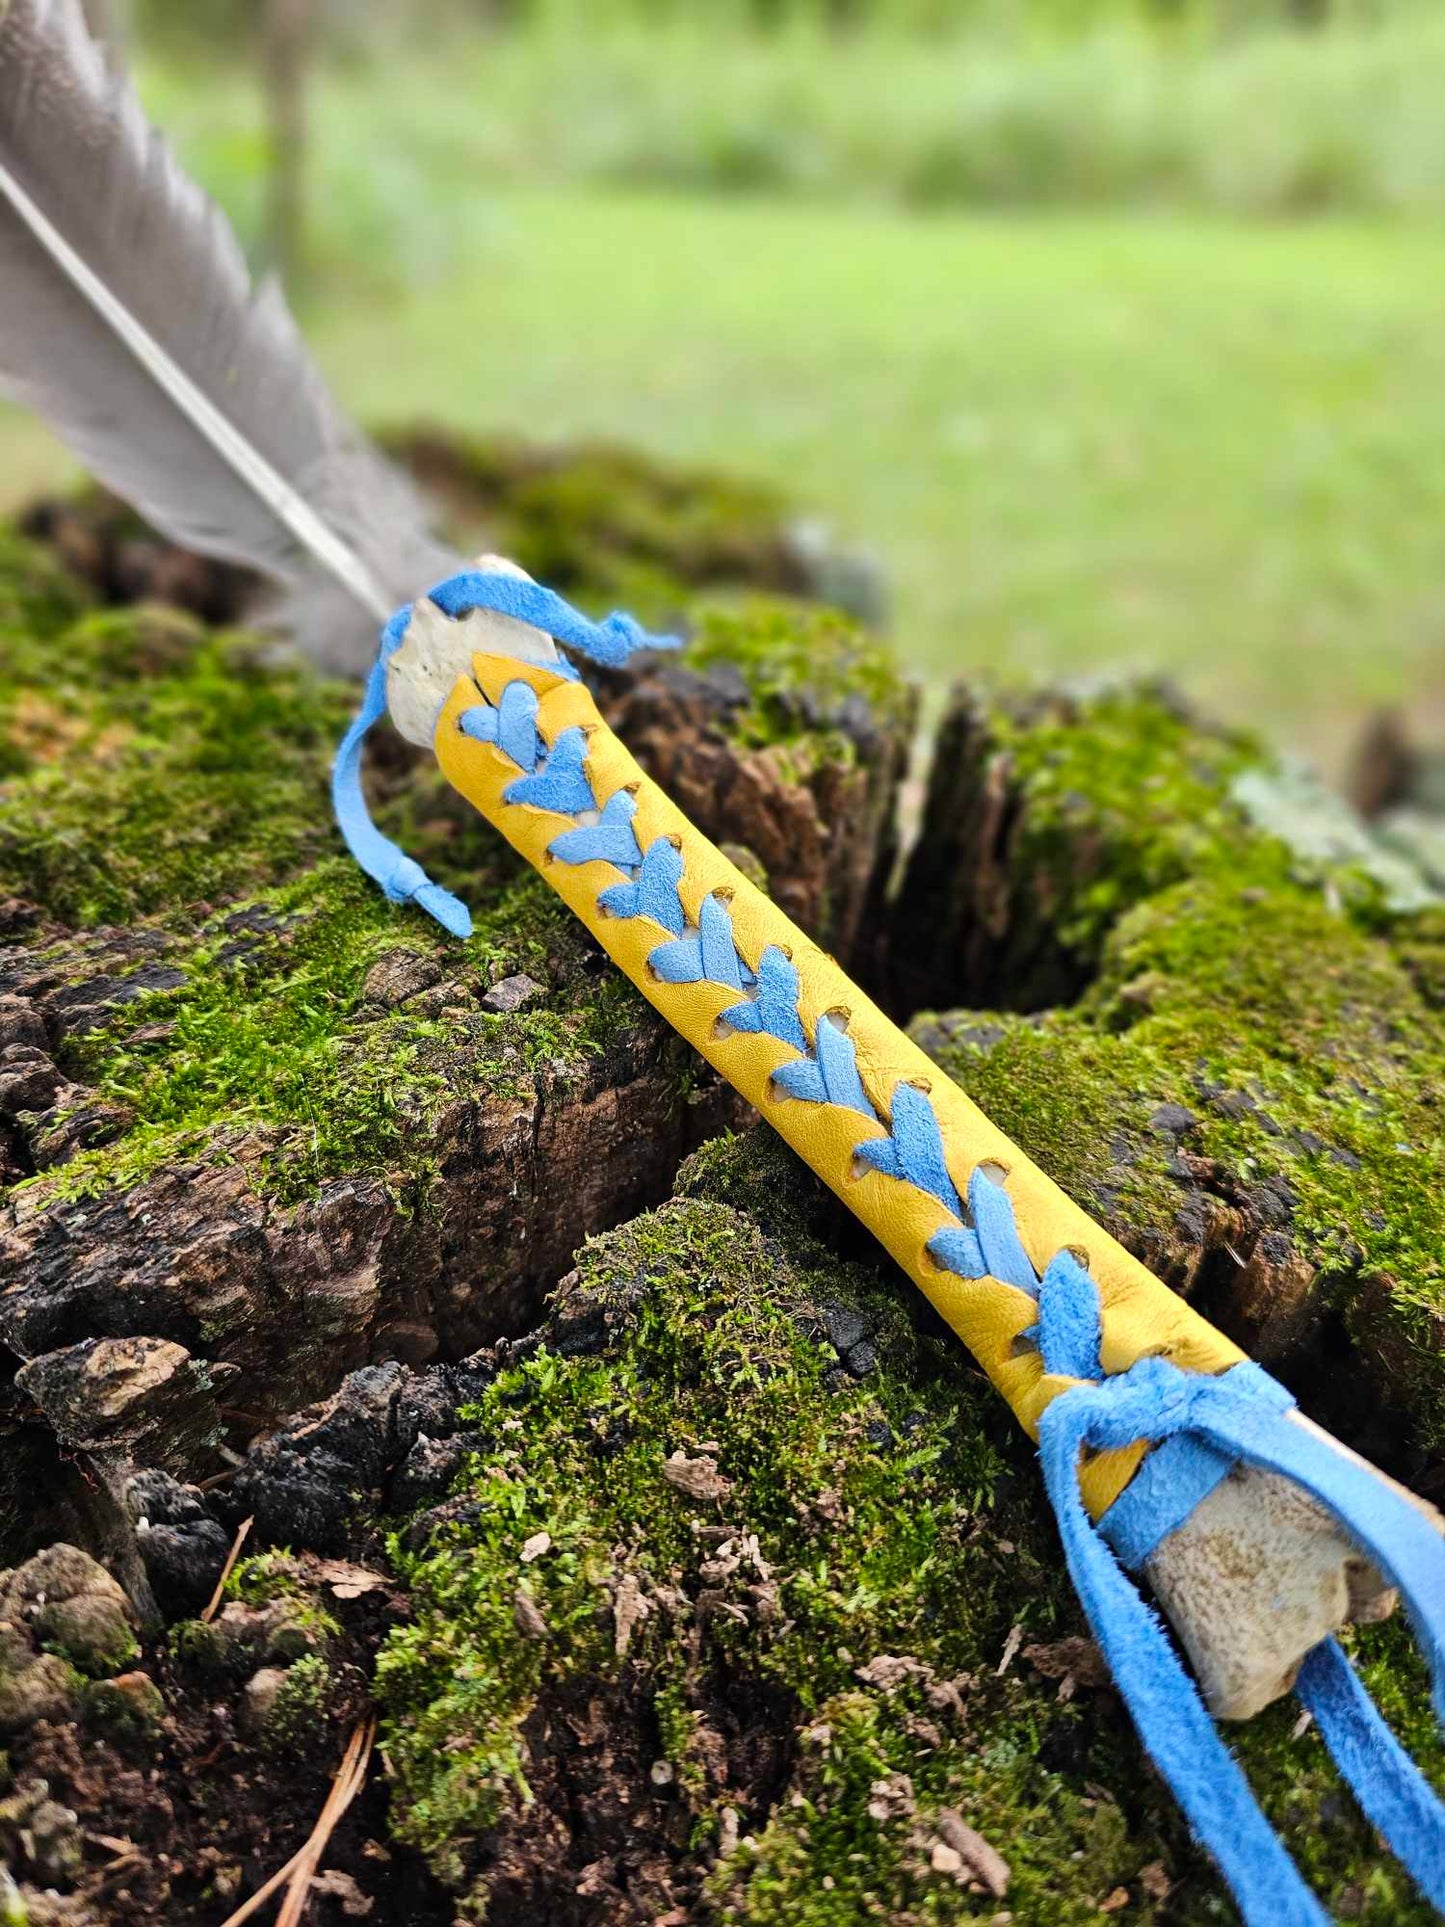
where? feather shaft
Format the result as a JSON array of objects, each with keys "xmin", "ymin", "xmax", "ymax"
[
  {"xmin": 0, "ymin": 0, "xmax": 458, "ymax": 669},
  {"xmin": 0, "ymin": 157, "xmax": 388, "ymax": 622}
]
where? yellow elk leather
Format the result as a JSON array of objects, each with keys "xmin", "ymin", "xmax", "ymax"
[{"xmin": 436, "ymin": 652, "xmax": 1243, "ymax": 1520}]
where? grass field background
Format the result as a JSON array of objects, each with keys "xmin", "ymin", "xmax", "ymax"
[{"xmin": 3, "ymin": 27, "xmax": 1443, "ymax": 772}]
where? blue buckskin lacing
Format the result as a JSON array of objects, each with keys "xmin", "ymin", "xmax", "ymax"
[
  {"xmin": 338, "ymin": 573, "xmax": 1445, "ymax": 1927},
  {"xmin": 331, "ymin": 569, "xmax": 680, "ymax": 938}
]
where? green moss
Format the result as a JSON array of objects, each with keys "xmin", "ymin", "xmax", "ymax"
[
  {"xmin": 375, "ymin": 1169, "xmax": 1438, "ymax": 1920},
  {"xmin": 225, "ymin": 1553, "xmax": 342, "ymax": 1655},
  {"xmin": 38, "ymin": 1602, "xmax": 140, "ymax": 1680},
  {"xmin": 84, "ymin": 1670, "xmax": 166, "ymax": 1743},
  {"xmin": 0, "ymin": 527, "xmax": 93, "ymax": 648},
  {"xmin": 261, "ymin": 1653, "xmax": 336, "ymax": 1754},
  {"xmin": 20, "ymin": 849, "xmax": 643, "ymax": 1212},
  {"xmin": 993, "ymin": 686, "xmax": 1284, "ymax": 958},
  {"xmin": 167, "ymin": 1619, "xmax": 234, "ymax": 1680},
  {"xmin": 0, "ymin": 612, "xmax": 351, "ymax": 923},
  {"xmin": 224, "ymin": 1551, "xmax": 314, "ymax": 1610},
  {"xmin": 685, "ymin": 598, "xmax": 909, "ymax": 756},
  {"xmin": 378, "ymin": 430, "xmax": 800, "ymax": 625}
]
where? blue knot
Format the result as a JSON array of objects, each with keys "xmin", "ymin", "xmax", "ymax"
[
  {"xmin": 334, "ymin": 572, "xmax": 677, "ymax": 937},
  {"xmin": 720, "ymin": 945, "xmax": 809, "ymax": 1052},
  {"xmin": 505, "ymin": 726, "xmax": 595, "ymax": 814},
  {"xmin": 550, "ymin": 790, "xmax": 645, "ymax": 870},
  {"xmin": 770, "ymin": 1012, "xmax": 875, "ymax": 1119},
  {"xmin": 1040, "ymin": 1347, "xmax": 1445, "ymax": 1924},
  {"xmin": 599, "ymin": 837, "xmax": 687, "ymax": 936}
]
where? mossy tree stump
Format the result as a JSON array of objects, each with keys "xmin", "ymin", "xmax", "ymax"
[
  {"xmin": 0, "ymin": 459, "xmax": 910, "ymax": 1582},
  {"xmin": 0, "ymin": 446, "xmax": 1442, "ymax": 1924}
]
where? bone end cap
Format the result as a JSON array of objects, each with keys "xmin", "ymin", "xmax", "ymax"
[
  {"xmin": 1145, "ymin": 1452, "xmax": 1443, "ymax": 1721},
  {"xmin": 386, "ymin": 554, "xmax": 557, "ymax": 749}
]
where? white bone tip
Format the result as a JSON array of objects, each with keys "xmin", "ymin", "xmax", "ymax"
[
  {"xmin": 386, "ymin": 554, "xmax": 557, "ymax": 749},
  {"xmin": 1145, "ymin": 1437, "xmax": 1442, "ymax": 1720}
]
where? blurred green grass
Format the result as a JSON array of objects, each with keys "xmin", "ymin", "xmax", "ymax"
[
  {"xmin": 3, "ymin": 29, "xmax": 1444, "ymax": 767},
  {"xmin": 140, "ymin": 18, "xmax": 1445, "ymax": 226}
]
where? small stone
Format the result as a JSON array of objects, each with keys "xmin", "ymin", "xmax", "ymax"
[
  {"xmin": 24, "ymin": 1796, "xmax": 83, "ymax": 1887},
  {"xmin": 481, "ymin": 973, "xmax": 545, "ymax": 1014},
  {"xmin": 936, "ymin": 1812, "xmax": 1010, "ymax": 1898},
  {"xmin": 612, "ymin": 1570, "xmax": 652, "ymax": 1658},
  {"xmin": 0, "ymin": 1045, "xmax": 64, "ymax": 1116},
  {"xmin": 1148, "ymin": 1103, "xmax": 1197, "ymax": 1138},
  {"xmin": 36, "ymin": 1592, "xmax": 138, "ymax": 1678},
  {"xmin": 390, "ymin": 1433, "xmax": 472, "ymax": 1514},
  {"xmin": 309, "ymin": 1869, "xmax": 374, "ymax": 1917},
  {"xmin": 1, "ymin": 1543, "xmax": 130, "ymax": 1618},
  {"xmin": 855, "ymin": 1653, "xmax": 927, "ymax": 1694},
  {"xmin": 261, "ymin": 1599, "xmax": 331, "ymax": 1666},
  {"xmin": 819, "ymin": 1301, "xmax": 870, "ymax": 1357},
  {"xmin": 362, "ymin": 950, "xmax": 443, "ymax": 1008},
  {"xmin": 0, "ymin": 1653, "xmax": 80, "ymax": 1730},
  {"xmin": 15, "ymin": 1338, "xmax": 222, "ymax": 1470},
  {"xmin": 1140, "ymin": 1862, "xmax": 1172, "ymax": 1901},
  {"xmin": 84, "ymin": 1669, "xmax": 165, "ymax": 1740},
  {"xmin": 126, "ymin": 1471, "xmax": 230, "ymax": 1615},
  {"xmin": 513, "ymin": 1588, "xmax": 549, "ymax": 1640},
  {"xmin": 240, "ymin": 1665, "xmax": 289, "ymax": 1737},
  {"xmin": 0, "ymin": 999, "xmax": 48, "ymax": 1055},
  {"xmin": 930, "ymin": 1843, "xmax": 963, "ymax": 1876},
  {"xmin": 662, "ymin": 1451, "xmax": 732, "ymax": 1503},
  {"xmin": 649, "ymin": 1759, "xmax": 674, "ymax": 1787},
  {"xmin": 520, "ymin": 1530, "xmax": 552, "ymax": 1564},
  {"xmin": 865, "ymin": 1772, "xmax": 914, "ymax": 1822},
  {"xmin": 1022, "ymin": 1636, "xmax": 1110, "ymax": 1692}
]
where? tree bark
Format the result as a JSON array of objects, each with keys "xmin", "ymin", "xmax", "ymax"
[{"xmin": 260, "ymin": 0, "xmax": 312, "ymax": 291}]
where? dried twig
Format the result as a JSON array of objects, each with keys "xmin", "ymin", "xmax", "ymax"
[
  {"xmin": 84, "ymin": 1831, "xmax": 140, "ymax": 1859},
  {"xmin": 201, "ymin": 1515, "xmax": 254, "ymax": 1624},
  {"xmin": 277, "ymin": 1718, "xmax": 376, "ymax": 1927},
  {"xmin": 216, "ymin": 1718, "xmax": 374, "ymax": 1927}
]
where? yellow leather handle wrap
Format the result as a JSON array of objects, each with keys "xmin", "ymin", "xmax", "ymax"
[{"xmin": 437, "ymin": 654, "xmax": 1243, "ymax": 1519}]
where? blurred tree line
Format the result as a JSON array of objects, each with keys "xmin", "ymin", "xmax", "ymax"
[
  {"xmin": 130, "ymin": 0, "xmax": 1409, "ymax": 44},
  {"xmin": 105, "ymin": 0, "xmax": 1422, "ymax": 291}
]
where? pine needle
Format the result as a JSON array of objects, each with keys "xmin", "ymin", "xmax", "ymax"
[
  {"xmin": 277, "ymin": 1718, "xmax": 376, "ymax": 1927},
  {"xmin": 201, "ymin": 1515, "xmax": 253, "ymax": 1624},
  {"xmin": 217, "ymin": 1718, "xmax": 375, "ymax": 1927}
]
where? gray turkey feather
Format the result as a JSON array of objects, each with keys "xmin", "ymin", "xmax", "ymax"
[{"xmin": 0, "ymin": 0, "xmax": 458, "ymax": 669}]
